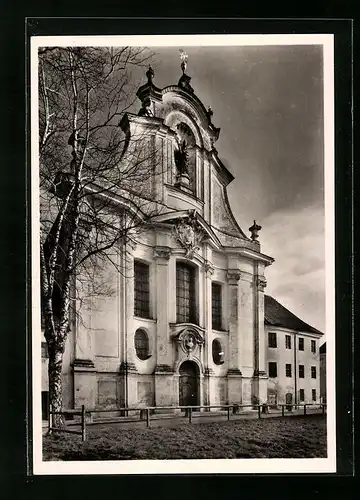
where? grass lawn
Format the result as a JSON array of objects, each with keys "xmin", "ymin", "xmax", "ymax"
[{"xmin": 43, "ymin": 414, "xmax": 327, "ymax": 461}]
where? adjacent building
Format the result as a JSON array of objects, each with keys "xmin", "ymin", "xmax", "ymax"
[{"xmin": 265, "ymin": 295, "xmax": 323, "ymax": 407}]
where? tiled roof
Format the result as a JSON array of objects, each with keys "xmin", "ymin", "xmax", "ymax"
[{"xmin": 264, "ymin": 295, "xmax": 324, "ymax": 335}]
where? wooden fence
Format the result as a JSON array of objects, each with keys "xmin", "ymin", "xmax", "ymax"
[
  {"xmin": 48, "ymin": 403, "xmax": 327, "ymax": 442},
  {"xmin": 48, "ymin": 405, "xmax": 86, "ymax": 441}
]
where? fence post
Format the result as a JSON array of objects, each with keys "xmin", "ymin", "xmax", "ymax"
[
  {"xmin": 146, "ymin": 408, "xmax": 150, "ymax": 428},
  {"xmin": 227, "ymin": 406, "xmax": 230, "ymax": 421},
  {"xmin": 281, "ymin": 405, "xmax": 285, "ymax": 417},
  {"xmin": 304, "ymin": 404, "xmax": 307, "ymax": 416},
  {"xmin": 189, "ymin": 407, "xmax": 192, "ymax": 424},
  {"xmin": 81, "ymin": 405, "xmax": 86, "ymax": 442},
  {"xmin": 258, "ymin": 405, "xmax": 261, "ymax": 419}
]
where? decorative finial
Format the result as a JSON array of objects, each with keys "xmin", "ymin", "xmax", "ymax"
[
  {"xmin": 179, "ymin": 49, "xmax": 188, "ymax": 74},
  {"xmin": 249, "ymin": 220, "xmax": 262, "ymax": 241},
  {"xmin": 146, "ymin": 66, "xmax": 154, "ymax": 84}
]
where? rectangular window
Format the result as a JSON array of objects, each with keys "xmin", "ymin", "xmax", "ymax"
[
  {"xmin": 285, "ymin": 335, "xmax": 291, "ymax": 349},
  {"xmin": 268, "ymin": 332, "xmax": 277, "ymax": 348},
  {"xmin": 311, "ymin": 340, "xmax": 316, "ymax": 353},
  {"xmin": 176, "ymin": 263, "xmax": 196, "ymax": 323},
  {"xmin": 312, "ymin": 389, "xmax": 317, "ymax": 401},
  {"xmin": 299, "ymin": 364, "xmax": 305, "ymax": 378},
  {"xmin": 212, "ymin": 283, "xmax": 222, "ymax": 330},
  {"xmin": 298, "ymin": 337, "xmax": 304, "ymax": 351},
  {"xmin": 41, "ymin": 391, "xmax": 49, "ymax": 420},
  {"xmin": 299, "ymin": 389, "xmax": 305, "ymax": 402},
  {"xmin": 285, "ymin": 363, "xmax": 292, "ymax": 378},
  {"xmin": 134, "ymin": 260, "xmax": 150, "ymax": 318},
  {"xmin": 311, "ymin": 366, "xmax": 317, "ymax": 379},
  {"xmin": 268, "ymin": 362, "xmax": 277, "ymax": 378}
]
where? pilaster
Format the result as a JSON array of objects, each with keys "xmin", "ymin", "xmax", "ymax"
[
  {"xmin": 124, "ymin": 251, "xmax": 137, "ymax": 369},
  {"xmin": 203, "ymin": 249, "xmax": 214, "ymax": 405},
  {"xmin": 153, "ymin": 245, "xmax": 171, "ymax": 366},
  {"xmin": 74, "ymin": 278, "xmax": 95, "ymax": 366},
  {"xmin": 153, "ymin": 245, "xmax": 175, "ymax": 405},
  {"xmin": 256, "ymin": 276, "xmax": 267, "ymax": 375},
  {"xmin": 226, "ymin": 269, "xmax": 242, "ymax": 373},
  {"xmin": 73, "ymin": 277, "xmax": 96, "ymax": 409},
  {"xmin": 251, "ymin": 274, "xmax": 268, "ymax": 404},
  {"xmin": 226, "ymin": 269, "xmax": 243, "ymax": 404}
]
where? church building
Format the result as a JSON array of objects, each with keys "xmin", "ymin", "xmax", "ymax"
[{"xmin": 41, "ymin": 56, "xmax": 323, "ymax": 417}]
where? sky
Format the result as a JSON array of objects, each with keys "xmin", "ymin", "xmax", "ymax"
[{"xmin": 130, "ymin": 45, "xmax": 325, "ymax": 333}]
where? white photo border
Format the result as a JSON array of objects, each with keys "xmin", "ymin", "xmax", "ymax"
[{"xmin": 31, "ymin": 33, "xmax": 336, "ymax": 475}]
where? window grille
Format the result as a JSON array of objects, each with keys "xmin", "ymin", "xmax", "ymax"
[
  {"xmin": 285, "ymin": 335, "xmax": 291, "ymax": 349},
  {"xmin": 268, "ymin": 332, "xmax": 277, "ymax": 348},
  {"xmin": 134, "ymin": 329, "xmax": 150, "ymax": 360},
  {"xmin": 134, "ymin": 260, "xmax": 150, "ymax": 318},
  {"xmin": 311, "ymin": 340, "xmax": 316, "ymax": 353},
  {"xmin": 285, "ymin": 363, "xmax": 292, "ymax": 377},
  {"xmin": 311, "ymin": 366, "xmax": 317, "ymax": 379},
  {"xmin": 176, "ymin": 263, "xmax": 196, "ymax": 323},
  {"xmin": 298, "ymin": 337, "xmax": 304, "ymax": 351},
  {"xmin": 212, "ymin": 283, "xmax": 222, "ymax": 330}
]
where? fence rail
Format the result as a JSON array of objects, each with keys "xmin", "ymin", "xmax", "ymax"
[
  {"xmin": 48, "ymin": 402, "xmax": 327, "ymax": 442},
  {"xmin": 48, "ymin": 404, "xmax": 86, "ymax": 441}
]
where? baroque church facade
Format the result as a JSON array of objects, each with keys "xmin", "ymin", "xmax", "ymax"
[{"xmin": 41, "ymin": 61, "xmax": 323, "ymax": 415}]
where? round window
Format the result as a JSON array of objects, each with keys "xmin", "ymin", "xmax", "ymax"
[
  {"xmin": 134, "ymin": 329, "xmax": 150, "ymax": 360},
  {"xmin": 212, "ymin": 339, "xmax": 224, "ymax": 365}
]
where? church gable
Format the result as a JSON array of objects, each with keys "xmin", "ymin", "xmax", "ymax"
[
  {"xmin": 161, "ymin": 92, "xmax": 211, "ymax": 150},
  {"xmin": 123, "ymin": 62, "xmax": 258, "ymax": 250},
  {"xmin": 211, "ymin": 170, "xmax": 248, "ymax": 245}
]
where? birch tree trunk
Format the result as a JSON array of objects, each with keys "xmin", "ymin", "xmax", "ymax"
[
  {"xmin": 48, "ymin": 342, "xmax": 65, "ymax": 427},
  {"xmin": 38, "ymin": 46, "xmax": 161, "ymax": 429}
]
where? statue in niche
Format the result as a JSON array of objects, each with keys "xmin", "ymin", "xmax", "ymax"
[
  {"xmin": 174, "ymin": 139, "xmax": 189, "ymax": 176},
  {"xmin": 184, "ymin": 332, "xmax": 195, "ymax": 352}
]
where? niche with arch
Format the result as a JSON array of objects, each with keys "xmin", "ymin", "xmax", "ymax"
[
  {"xmin": 212, "ymin": 338, "xmax": 224, "ymax": 365},
  {"xmin": 174, "ymin": 122, "xmax": 197, "ymax": 194},
  {"xmin": 134, "ymin": 328, "xmax": 151, "ymax": 360}
]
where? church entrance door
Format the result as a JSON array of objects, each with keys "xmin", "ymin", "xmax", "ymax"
[{"xmin": 179, "ymin": 361, "xmax": 199, "ymax": 410}]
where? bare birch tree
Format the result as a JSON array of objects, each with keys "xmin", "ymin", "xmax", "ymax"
[{"xmin": 38, "ymin": 46, "xmax": 165, "ymax": 424}]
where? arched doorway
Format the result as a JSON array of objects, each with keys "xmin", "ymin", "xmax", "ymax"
[{"xmin": 179, "ymin": 361, "xmax": 199, "ymax": 408}]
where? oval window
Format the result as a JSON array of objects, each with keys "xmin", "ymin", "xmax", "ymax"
[
  {"xmin": 134, "ymin": 329, "xmax": 150, "ymax": 360},
  {"xmin": 212, "ymin": 339, "xmax": 224, "ymax": 365}
]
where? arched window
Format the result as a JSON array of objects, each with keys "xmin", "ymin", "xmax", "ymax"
[
  {"xmin": 134, "ymin": 329, "xmax": 150, "ymax": 360},
  {"xmin": 212, "ymin": 339, "xmax": 224, "ymax": 365}
]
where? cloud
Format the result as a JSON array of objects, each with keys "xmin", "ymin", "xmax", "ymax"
[{"xmin": 261, "ymin": 204, "xmax": 325, "ymax": 333}]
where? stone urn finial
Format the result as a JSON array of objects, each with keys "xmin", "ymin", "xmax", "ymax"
[{"xmin": 249, "ymin": 220, "xmax": 262, "ymax": 241}]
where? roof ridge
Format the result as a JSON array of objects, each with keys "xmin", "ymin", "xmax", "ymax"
[{"xmin": 264, "ymin": 295, "xmax": 323, "ymax": 335}]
